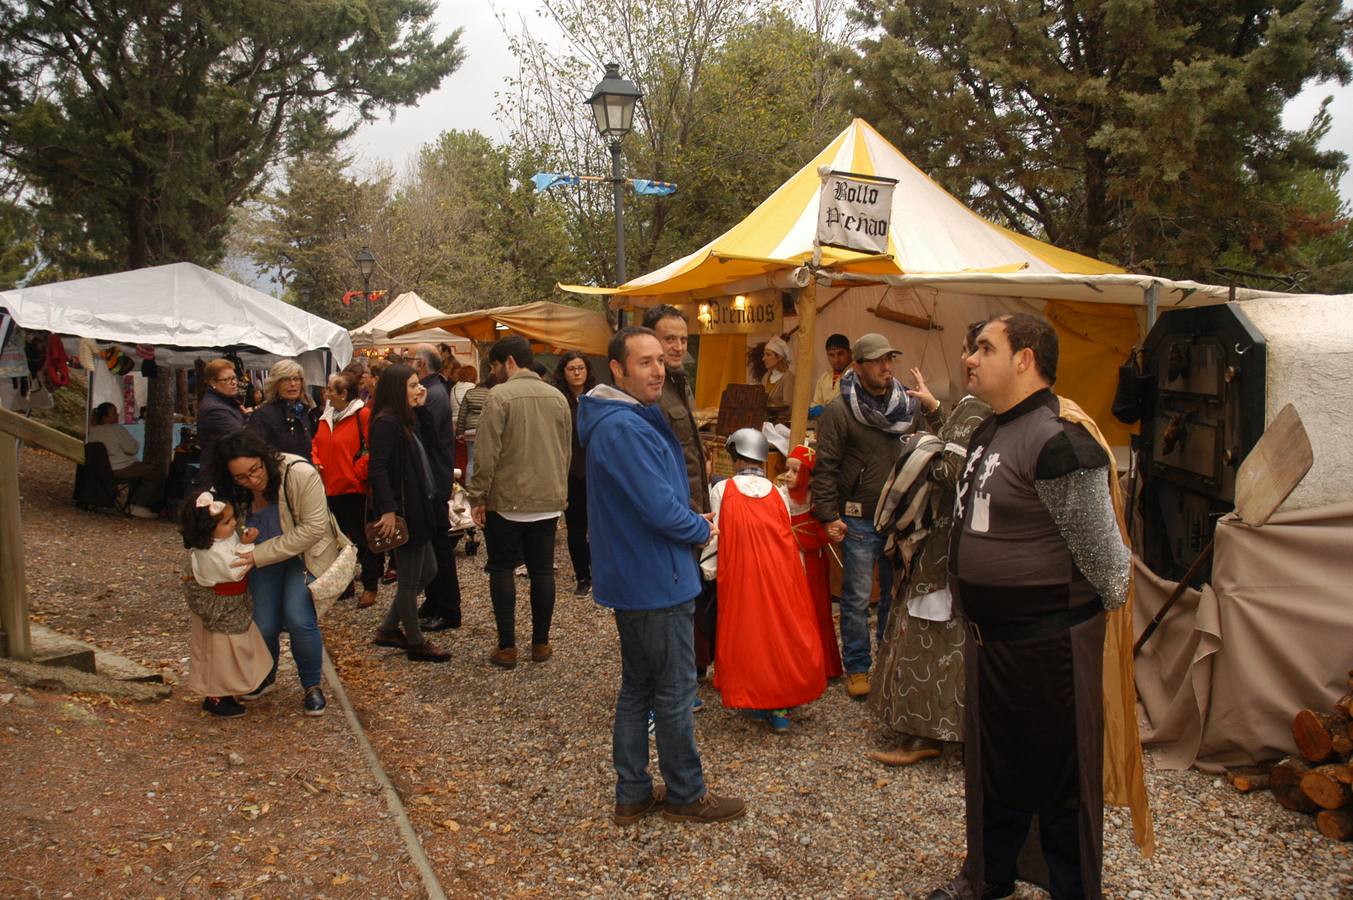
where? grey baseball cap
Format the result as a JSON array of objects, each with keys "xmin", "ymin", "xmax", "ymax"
[{"xmin": 852, "ymin": 332, "xmax": 901, "ymax": 362}]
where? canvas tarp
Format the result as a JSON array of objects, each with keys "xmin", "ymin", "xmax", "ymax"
[
  {"xmin": 349, "ymin": 291, "xmax": 475, "ymax": 364},
  {"xmin": 1133, "ymin": 501, "xmax": 1353, "ymax": 771},
  {"xmin": 387, "ymin": 301, "xmax": 611, "ymax": 356},
  {"xmin": 0, "ymin": 262, "xmax": 352, "ymax": 367}
]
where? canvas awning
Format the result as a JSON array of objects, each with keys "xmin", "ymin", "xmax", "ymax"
[
  {"xmin": 349, "ymin": 291, "xmax": 475, "ymax": 359},
  {"xmin": 0, "ymin": 262, "xmax": 352, "ymax": 367},
  {"xmin": 388, "ymin": 301, "xmax": 611, "ymax": 356}
]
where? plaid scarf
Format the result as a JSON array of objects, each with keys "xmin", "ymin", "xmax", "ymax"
[{"xmin": 839, "ymin": 369, "xmax": 916, "ymax": 434}]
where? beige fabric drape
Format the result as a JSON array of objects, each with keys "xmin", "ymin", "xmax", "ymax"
[
  {"xmin": 1135, "ymin": 500, "xmax": 1353, "ymax": 772},
  {"xmin": 1059, "ymin": 398, "xmax": 1155, "ymax": 857}
]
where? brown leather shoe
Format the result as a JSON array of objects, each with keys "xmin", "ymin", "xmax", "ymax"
[
  {"xmin": 371, "ymin": 627, "xmax": 407, "ymax": 648},
  {"xmin": 613, "ymin": 784, "xmax": 666, "ymax": 825},
  {"xmin": 489, "ymin": 646, "xmax": 518, "ymax": 669},
  {"xmin": 662, "ymin": 790, "xmax": 746, "ymax": 824},
  {"xmin": 406, "ymin": 641, "xmax": 452, "ymax": 663},
  {"xmin": 530, "ymin": 642, "xmax": 552, "ymax": 663},
  {"xmin": 867, "ymin": 747, "xmax": 941, "ymax": 767},
  {"xmin": 356, "ymin": 589, "xmax": 378, "ymax": 608}
]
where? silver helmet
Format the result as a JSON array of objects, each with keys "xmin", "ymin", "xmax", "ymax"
[{"xmin": 725, "ymin": 427, "xmax": 769, "ymax": 463}]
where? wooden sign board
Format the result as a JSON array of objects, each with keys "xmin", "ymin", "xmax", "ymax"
[
  {"xmin": 687, "ymin": 290, "xmax": 783, "ymax": 336},
  {"xmin": 715, "ymin": 383, "xmax": 768, "ymax": 437},
  {"xmin": 1233, "ymin": 403, "xmax": 1312, "ymax": 526}
]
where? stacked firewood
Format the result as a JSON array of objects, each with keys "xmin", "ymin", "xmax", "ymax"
[{"xmin": 1235, "ymin": 674, "xmax": 1353, "ymax": 842}]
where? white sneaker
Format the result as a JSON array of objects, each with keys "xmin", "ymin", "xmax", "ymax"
[{"xmin": 129, "ymin": 505, "xmax": 158, "ymax": 519}]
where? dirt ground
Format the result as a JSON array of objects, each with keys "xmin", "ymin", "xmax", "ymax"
[{"xmin": 3, "ymin": 446, "xmax": 1352, "ymax": 898}]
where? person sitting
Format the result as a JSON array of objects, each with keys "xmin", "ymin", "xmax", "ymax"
[
  {"xmin": 700, "ymin": 428, "xmax": 826, "ymax": 734},
  {"xmin": 87, "ymin": 401, "xmax": 164, "ymax": 518}
]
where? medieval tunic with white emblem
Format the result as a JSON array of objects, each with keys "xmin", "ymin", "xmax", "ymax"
[{"xmin": 948, "ymin": 388, "xmax": 1130, "ymax": 899}]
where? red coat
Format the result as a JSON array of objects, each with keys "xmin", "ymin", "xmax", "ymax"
[{"xmin": 312, "ymin": 405, "xmax": 371, "ymax": 496}]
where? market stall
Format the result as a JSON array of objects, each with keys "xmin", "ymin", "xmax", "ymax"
[
  {"xmin": 349, "ymin": 291, "xmax": 476, "ymax": 365},
  {"xmin": 388, "ymin": 300, "xmax": 611, "ymax": 357}
]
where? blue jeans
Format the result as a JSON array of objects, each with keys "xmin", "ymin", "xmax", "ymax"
[
  {"xmin": 249, "ymin": 556, "xmax": 325, "ymax": 689},
  {"xmin": 613, "ymin": 600, "xmax": 706, "ymax": 806},
  {"xmin": 839, "ymin": 515, "xmax": 893, "ymax": 675}
]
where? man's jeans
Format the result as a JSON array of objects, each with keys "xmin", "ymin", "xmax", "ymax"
[
  {"xmin": 839, "ymin": 515, "xmax": 893, "ymax": 675},
  {"xmin": 613, "ymin": 600, "xmax": 706, "ymax": 806},
  {"xmin": 484, "ymin": 512, "xmax": 557, "ymax": 648}
]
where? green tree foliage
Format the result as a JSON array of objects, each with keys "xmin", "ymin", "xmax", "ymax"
[
  {"xmin": 842, "ymin": 0, "xmax": 1353, "ymax": 286},
  {"xmin": 0, "ymin": 0, "xmax": 465, "ymax": 273},
  {"xmin": 502, "ymin": 0, "xmax": 854, "ymax": 286},
  {"xmin": 243, "ymin": 132, "xmax": 581, "ymax": 323},
  {"xmin": 0, "ymin": 200, "xmax": 37, "ymax": 289}
]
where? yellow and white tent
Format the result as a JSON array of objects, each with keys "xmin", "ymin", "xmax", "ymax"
[{"xmin": 562, "ymin": 118, "xmax": 1287, "ymax": 447}]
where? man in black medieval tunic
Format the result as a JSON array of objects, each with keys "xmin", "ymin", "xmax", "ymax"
[{"xmin": 928, "ymin": 313, "xmax": 1130, "ymax": 900}]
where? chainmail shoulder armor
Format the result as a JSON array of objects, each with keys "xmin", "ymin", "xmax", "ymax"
[{"xmin": 1035, "ymin": 466, "xmax": 1130, "ymax": 610}]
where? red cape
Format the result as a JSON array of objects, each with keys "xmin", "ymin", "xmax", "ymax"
[
  {"xmin": 714, "ymin": 480, "xmax": 827, "ymax": 709},
  {"xmin": 790, "ymin": 509, "xmax": 844, "ymax": 679}
]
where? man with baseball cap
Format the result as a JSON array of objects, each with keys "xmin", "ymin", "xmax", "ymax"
[{"xmin": 811, "ymin": 332, "xmax": 918, "ymax": 699}]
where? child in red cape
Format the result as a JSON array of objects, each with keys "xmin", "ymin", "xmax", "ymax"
[{"xmin": 783, "ymin": 445, "xmax": 844, "ymax": 680}]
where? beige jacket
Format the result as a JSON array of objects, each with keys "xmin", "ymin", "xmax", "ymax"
[
  {"xmin": 467, "ymin": 370, "xmax": 571, "ymax": 513},
  {"xmin": 252, "ymin": 454, "xmax": 341, "ymax": 580}
]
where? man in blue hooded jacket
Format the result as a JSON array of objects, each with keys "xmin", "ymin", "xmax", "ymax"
[{"xmin": 577, "ymin": 326, "xmax": 747, "ymax": 827}]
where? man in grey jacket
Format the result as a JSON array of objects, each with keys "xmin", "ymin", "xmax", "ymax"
[
  {"xmin": 811, "ymin": 333, "xmax": 917, "ymax": 700},
  {"xmin": 468, "ymin": 336, "xmax": 572, "ymax": 669}
]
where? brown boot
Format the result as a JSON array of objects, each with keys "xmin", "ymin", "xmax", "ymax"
[
  {"xmin": 406, "ymin": 641, "xmax": 453, "ymax": 663},
  {"xmin": 489, "ymin": 646, "xmax": 518, "ymax": 669},
  {"xmin": 662, "ymin": 790, "xmax": 746, "ymax": 824},
  {"xmin": 613, "ymin": 784, "xmax": 666, "ymax": 825},
  {"xmin": 356, "ymin": 589, "xmax": 377, "ymax": 608},
  {"xmin": 531, "ymin": 643, "xmax": 552, "ymax": 663},
  {"xmin": 867, "ymin": 747, "xmax": 941, "ymax": 767}
]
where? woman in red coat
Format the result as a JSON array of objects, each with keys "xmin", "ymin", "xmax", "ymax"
[{"xmin": 312, "ymin": 370, "xmax": 379, "ymax": 607}]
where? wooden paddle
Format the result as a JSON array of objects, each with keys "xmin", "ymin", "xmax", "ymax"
[{"xmin": 1133, "ymin": 403, "xmax": 1313, "ymax": 655}]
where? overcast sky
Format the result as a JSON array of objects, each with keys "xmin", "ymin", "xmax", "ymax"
[{"xmin": 343, "ymin": 1, "xmax": 1353, "ymax": 196}]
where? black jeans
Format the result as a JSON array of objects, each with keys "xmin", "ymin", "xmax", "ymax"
[
  {"xmin": 984, "ymin": 796, "xmax": 1084, "ymax": 899},
  {"xmin": 484, "ymin": 511, "xmax": 557, "ymax": 649},
  {"xmin": 421, "ymin": 493, "xmax": 463, "ymax": 622},
  {"xmin": 327, "ymin": 493, "xmax": 382, "ymax": 591},
  {"xmin": 564, "ymin": 474, "xmax": 590, "ymax": 583}
]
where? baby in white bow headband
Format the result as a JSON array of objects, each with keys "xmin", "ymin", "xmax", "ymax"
[{"xmin": 181, "ymin": 491, "xmax": 259, "ymax": 587}]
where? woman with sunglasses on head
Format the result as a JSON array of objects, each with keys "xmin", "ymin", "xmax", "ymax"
[
  {"xmin": 213, "ymin": 429, "xmax": 336, "ymax": 716},
  {"xmin": 248, "ymin": 359, "xmax": 314, "ymax": 461}
]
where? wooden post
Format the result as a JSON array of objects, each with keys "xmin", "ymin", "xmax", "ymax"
[
  {"xmin": 0, "ymin": 436, "xmax": 29, "ymax": 659},
  {"xmin": 789, "ymin": 277, "xmax": 818, "ymax": 450},
  {"xmin": 0, "ymin": 407, "xmax": 85, "ymax": 661}
]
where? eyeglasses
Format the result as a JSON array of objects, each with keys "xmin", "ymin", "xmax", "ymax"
[
  {"xmin": 231, "ymin": 461, "xmax": 265, "ymax": 484},
  {"xmin": 215, "ymin": 375, "xmax": 238, "ymax": 385}
]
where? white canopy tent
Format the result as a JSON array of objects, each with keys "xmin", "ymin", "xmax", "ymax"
[
  {"xmin": 0, "ymin": 262, "xmax": 352, "ymax": 368},
  {"xmin": 349, "ymin": 291, "xmax": 476, "ymax": 365}
]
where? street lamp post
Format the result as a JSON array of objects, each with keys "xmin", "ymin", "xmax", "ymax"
[
  {"xmin": 354, "ymin": 247, "xmax": 376, "ymax": 323},
  {"xmin": 586, "ymin": 63, "xmax": 642, "ymax": 324}
]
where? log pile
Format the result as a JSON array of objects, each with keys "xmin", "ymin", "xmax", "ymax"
[{"xmin": 1227, "ymin": 671, "xmax": 1353, "ymax": 841}]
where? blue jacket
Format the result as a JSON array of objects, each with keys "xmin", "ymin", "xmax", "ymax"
[{"xmin": 577, "ymin": 385, "xmax": 710, "ymax": 610}]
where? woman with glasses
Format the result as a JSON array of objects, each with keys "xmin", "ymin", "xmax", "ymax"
[
  {"xmin": 552, "ymin": 351, "xmax": 596, "ymax": 597},
  {"xmin": 196, "ymin": 358, "xmax": 246, "ymax": 485},
  {"xmin": 213, "ymin": 429, "xmax": 336, "ymax": 716},
  {"xmin": 248, "ymin": 359, "xmax": 314, "ymax": 461}
]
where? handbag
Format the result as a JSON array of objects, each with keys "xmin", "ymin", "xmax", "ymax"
[
  {"xmin": 309, "ymin": 523, "xmax": 358, "ymax": 615},
  {"xmin": 363, "ymin": 455, "xmax": 409, "ymax": 554},
  {"xmin": 182, "ymin": 565, "xmax": 254, "ymax": 634}
]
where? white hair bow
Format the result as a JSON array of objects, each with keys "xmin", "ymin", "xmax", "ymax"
[{"xmin": 195, "ymin": 491, "xmax": 225, "ymax": 516}]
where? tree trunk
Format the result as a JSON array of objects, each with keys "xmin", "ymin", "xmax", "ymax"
[
  {"xmin": 142, "ymin": 368, "xmax": 176, "ymax": 477},
  {"xmin": 1293, "ymin": 709, "xmax": 1345, "ymax": 763},
  {"xmin": 1271, "ymin": 757, "xmax": 1320, "ymax": 813},
  {"xmin": 1316, "ymin": 809, "xmax": 1353, "ymax": 841}
]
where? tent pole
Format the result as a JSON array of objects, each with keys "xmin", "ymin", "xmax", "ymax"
[
  {"xmin": 789, "ymin": 277, "xmax": 818, "ymax": 450},
  {"xmin": 1145, "ymin": 281, "xmax": 1160, "ymax": 330}
]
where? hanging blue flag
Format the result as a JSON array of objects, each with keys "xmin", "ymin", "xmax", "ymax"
[
  {"xmin": 631, "ymin": 179, "xmax": 677, "ymax": 196},
  {"xmin": 531, "ymin": 172, "xmax": 582, "ymax": 192}
]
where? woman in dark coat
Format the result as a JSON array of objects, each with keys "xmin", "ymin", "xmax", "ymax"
[
  {"xmin": 366, "ymin": 364, "xmax": 451, "ymax": 663},
  {"xmin": 196, "ymin": 358, "xmax": 247, "ymax": 485},
  {"xmin": 553, "ymin": 351, "xmax": 596, "ymax": 596},
  {"xmin": 248, "ymin": 359, "xmax": 314, "ymax": 461}
]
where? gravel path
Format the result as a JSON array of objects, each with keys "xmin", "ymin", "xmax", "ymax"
[{"xmin": 10, "ymin": 447, "xmax": 1353, "ymax": 897}]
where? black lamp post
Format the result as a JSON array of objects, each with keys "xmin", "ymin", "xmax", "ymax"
[
  {"xmin": 586, "ymin": 63, "xmax": 642, "ymax": 322},
  {"xmin": 354, "ymin": 247, "xmax": 376, "ymax": 323}
]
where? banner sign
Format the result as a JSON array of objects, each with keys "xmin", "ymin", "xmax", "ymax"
[
  {"xmin": 688, "ymin": 290, "xmax": 784, "ymax": 336},
  {"xmin": 816, "ymin": 169, "xmax": 897, "ymax": 255}
]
